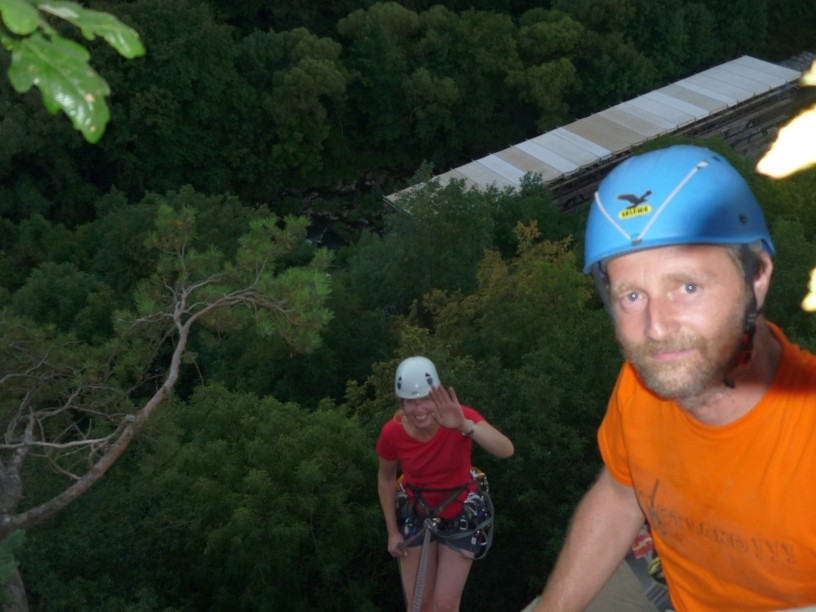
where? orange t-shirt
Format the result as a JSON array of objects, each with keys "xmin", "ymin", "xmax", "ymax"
[{"xmin": 598, "ymin": 323, "xmax": 816, "ymax": 612}]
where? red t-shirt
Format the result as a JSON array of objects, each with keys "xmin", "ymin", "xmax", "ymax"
[{"xmin": 376, "ymin": 405, "xmax": 484, "ymax": 519}]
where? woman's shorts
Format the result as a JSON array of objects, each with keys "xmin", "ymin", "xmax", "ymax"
[{"xmin": 397, "ymin": 491, "xmax": 488, "ymax": 556}]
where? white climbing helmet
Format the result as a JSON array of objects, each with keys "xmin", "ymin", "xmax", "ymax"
[{"xmin": 394, "ymin": 356, "xmax": 440, "ymax": 399}]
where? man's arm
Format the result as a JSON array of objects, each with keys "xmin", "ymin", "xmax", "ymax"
[{"xmin": 534, "ymin": 467, "xmax": 645, "ymax": 611}]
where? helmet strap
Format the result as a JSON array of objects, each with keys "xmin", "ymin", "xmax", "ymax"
[
  {"xmin": 724, "ymin": 245, "xmax": 761, "ymax": 388},
  {"xmin": 591, "ymin": 262, "xmax": 612, "ymax": 312}
]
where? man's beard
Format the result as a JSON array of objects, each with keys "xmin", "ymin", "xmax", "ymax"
[{"xmin": 618, "ymin": 305, "xmax": 747, "ymax": 400}]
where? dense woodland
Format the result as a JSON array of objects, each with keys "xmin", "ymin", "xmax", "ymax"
[{"xmin": 1, "ymin": 0, "xmax": 816, "ymax": 610}]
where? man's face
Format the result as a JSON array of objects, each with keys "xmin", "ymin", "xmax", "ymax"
[{"xmin": 606, "ymin": 244, "xmax": 751, "ymax": 400}]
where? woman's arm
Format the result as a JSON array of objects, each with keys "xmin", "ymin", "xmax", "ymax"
[
  {"xmin": 428, "ymin": 385, "xmax": 514, "ymax": 458},
  {"xmin": 377, "ymin": 457, "xmax": 406, "ymax": 558},
  {"xmin": 465, "ymin": 418, "xmax": 514, "ymax": 458}
]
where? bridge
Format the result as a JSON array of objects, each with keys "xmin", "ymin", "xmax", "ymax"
[{"xmin": 386, "ymin": 53, "xmax": 814, "ymax": 212}]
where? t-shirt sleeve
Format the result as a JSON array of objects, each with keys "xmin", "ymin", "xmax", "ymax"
[
  {"xmin": 462, "ymin": 405, "xmax": 485, "ymax": 424},
  {"xmin": 597, "ymin": 365, "xmax": 635, "ymax": 487},
  {"xmin": 375, "ymin": 420, "xmax": 398, "ymax": 461}
]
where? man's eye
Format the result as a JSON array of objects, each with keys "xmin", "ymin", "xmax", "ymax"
[
  {"xmin": 683, "ymin": 283, "xmax": 698, "ymax": 294},
  {"xmin": 626, "ymin": 291, "xmax": 639, "ymax": 302}
]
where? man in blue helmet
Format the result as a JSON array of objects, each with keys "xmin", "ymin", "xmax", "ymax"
[{"xmin": 533, "ymin": 145, "xmax": 816, "ymax": 611}]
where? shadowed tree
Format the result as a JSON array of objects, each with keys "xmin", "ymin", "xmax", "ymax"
[{"xmin": 0, "ymin": 203, "xmax": 332, "ymax": 605}]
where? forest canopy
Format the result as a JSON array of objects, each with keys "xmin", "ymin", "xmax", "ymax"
[{"xmin": 1, "ymin": 0, "xmax": 815, "ymax": 610}]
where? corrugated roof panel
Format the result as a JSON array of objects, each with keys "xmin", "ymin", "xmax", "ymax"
[
  {"xmin": 511, "ymin": 141, "xmax": 578, "ymax": 175},
  {"xmin": 615, "ymin": 102, "xmax": 678, "ymax": 131},
  {"xmin": 550, "ymin": 127, "xmax": 613, "ymax": 159},
  {"xmin": 732, "ymin": 56, "xmax": 801, "ymax": 83},
  {"xmin": 532, "ymin": 131, "xmax": 605, "ymax": 166},
  {"xmin": 645, "ymin": 91, "xmax": 709, "ymax": 120},
  {"xmin": 479, "ymin": 154, "xmax": 527, "ymax": 183},
  {"xmin": 435, "ymin": 169, "xmax": 477, "ymax": 189},
  {"xmin": 719, "ymin": 61, "xmax": 787, "ymax": 88},
  {"xmin": 660, "ymin": 83, "xmax": 728, "ymax": 113},
  {"xmin": 600, "ymin": 106, "xmax": 670, "ymax": 139},
  {"xmin": 492, "ymin": 145, "xmax": 563, "ymax": 178},
  {"xmin": 673, "ymin": 79, "xmax": 738, "ymax": 107},
  {"xmin": 563, "ymin": 115, "xmax": 643, "ymax": 153},
  {"xmin": 704, "ymin": 66, "xmax": 773, "ymax": 95},
  {"xmin": 456, "ymin": 160, "xmax": 518, "ymax": 189},
  {"xmin": 691, "ymin": 74, "xmax": 755, "ymax": 102},
  {"xmin": 627, "ymin": 96, "xmax": 696, "ymax": 127}
]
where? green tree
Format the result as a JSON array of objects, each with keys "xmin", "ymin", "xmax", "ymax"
[
  {"xmin": 345, "ymin": 180, "xmax": 497, "ymax": 314},
  {"xmin": 0, "ymin": 204, "xmax": 333, "ymax": 605},
  {"xmin": 92, "ymin": 0, "xmax": 240, "ymax": 198},
  {"xmin": 338, "ymin": 2, "xmax": 423, "ymax": 169},
  {"xmin": 226, "ymin": 27, "xmax": 350, "ymax": 200},
  {"xmin": 510, "ymin": 9, "xmax": 583, "ymax": 130},
  {"xmin": 21, "ymin": 386, "xmax": 382, "ymax": 611},
  {"xmin": 10, "ymin": 261, "xmax": 115, "ymax": 343}
]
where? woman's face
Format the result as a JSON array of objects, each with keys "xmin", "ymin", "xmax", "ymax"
[{"xmin": 400, "ymin": 396, "xmax": 436, "ymax": 430}]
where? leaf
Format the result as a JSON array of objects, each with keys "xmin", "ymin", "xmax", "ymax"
[
  {"xmin": 755, "ymin": 105, "xmax": 816, "ymax": 179},
  {"xmin": 756, "ymin": 63, "xmax": 816, "ymax": 179},
  {"xmin": 7, "ymin": 32, "xmax": 110, "ymax": 142},
  {"xmin": 802, "ymin": 268, "xmax": 816, "ymax": 313},
  {"xmin": 37, "ymin": 1, "xmax": 145, "ymax": 58},
  {"xmin": 0, "ymin": 0, "xmax": 41, "ymax": 35}
]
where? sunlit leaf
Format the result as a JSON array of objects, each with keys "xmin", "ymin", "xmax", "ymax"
[
  {"xmin": 755, "ymin": 104, "xmax": 816, "ymax": 179},
  {"xmin": 802, "ymin": 268, "xmax": 816, "ymax": 313},
  {"xmin": 7, "ymin": 32, "xmax": 110, "ymax": 142},
  {"xmin": 38, "ymin": 1, "xmax": 145, "ymax": 58},
  {"xmin": 756, "ymin": 62, "xmax": 816, "ymax": 179},
  {"xmin": 0, "ymin": 0, "xmax": 40, "ymax": 35}
]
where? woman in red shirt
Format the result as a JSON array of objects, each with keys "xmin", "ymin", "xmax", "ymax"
[{"xmin": 376, "ymin": 356, "xmax": 514, "ymax": 611}]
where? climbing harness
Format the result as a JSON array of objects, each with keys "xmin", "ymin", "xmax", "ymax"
[{"xmin": 395, "ymin": 468, "xmax": 494, "ymax": 612}]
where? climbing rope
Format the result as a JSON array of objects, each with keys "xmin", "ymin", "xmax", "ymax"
[{"xmin": 410, "ymin": 518, "xmax": 436, "ymax": 612}]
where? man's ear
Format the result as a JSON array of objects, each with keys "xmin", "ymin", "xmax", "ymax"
[{"xmin": 753, "ymin": 251, "xmax": 774, "ymax": 312}]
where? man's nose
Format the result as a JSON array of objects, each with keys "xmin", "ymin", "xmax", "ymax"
[{"xmin": 645, "ymin": 295, "xmax": 677, "ymax": 341}]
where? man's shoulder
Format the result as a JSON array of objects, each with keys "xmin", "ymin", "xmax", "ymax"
[{"xmin": 770, "ymin": 322, "xmax": 816, "ymax": 369}]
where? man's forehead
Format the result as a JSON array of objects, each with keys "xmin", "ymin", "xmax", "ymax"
[{"xmin": 605, "ymin": 243, "xmax": 733, "ymax": 277}]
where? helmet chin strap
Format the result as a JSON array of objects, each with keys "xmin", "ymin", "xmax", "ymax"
[
  {"xmin": 723, "ymin": 304, "xmax": 758, "ymax": 389},
  {"xmin": 724, "ymin": 245, "xmax": 761, "ymax": 389}
]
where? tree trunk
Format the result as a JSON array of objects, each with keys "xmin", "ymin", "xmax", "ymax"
[{"xmin": 2, "ymin": 569, "xmax": 27, "ymax": 612}]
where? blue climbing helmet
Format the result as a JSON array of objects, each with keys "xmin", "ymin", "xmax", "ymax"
[{"xmin": 583, "ymin": 144, "xmax": 775, "ymax": 275}]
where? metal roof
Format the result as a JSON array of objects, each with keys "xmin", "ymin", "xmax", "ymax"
[{"xmin": 386, "ymin": 55, "xmax": 802, "ymax": 205}]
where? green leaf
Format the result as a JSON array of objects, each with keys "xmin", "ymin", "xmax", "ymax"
[
  {"xmin": 0, "ymin": 0, "xmax": 41, "ymax": 35},
  {"xmin": 37, "ymin": 1, "xmax": 145, "ymax": 58},
  {"xmin": 7, "ymin": 32, "xmax": 110, "ymax": 142}
]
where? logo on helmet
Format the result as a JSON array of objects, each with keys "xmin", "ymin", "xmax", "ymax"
[{"xmin": 616, "ymin": 191, "xmax": 653, "ymax": 219}]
